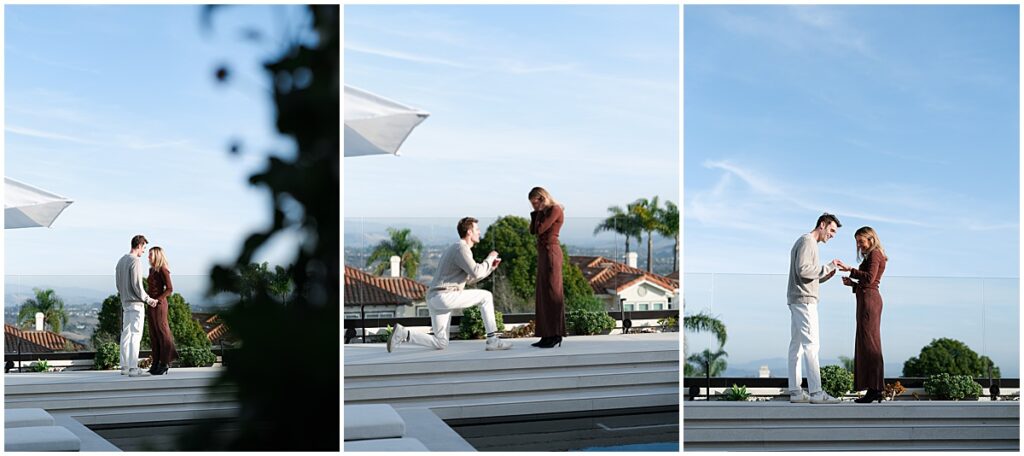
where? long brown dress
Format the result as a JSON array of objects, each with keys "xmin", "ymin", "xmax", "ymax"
[
  {"xmin": 530, "ymin": 204, "xmax": 565, "ymax": 337},
  {"xmin": 848, "ymin": 249, "xmax": 886, "ymax": 392},
  {"xmin": 146, "ymin": 266, "xmax": 178, "ymax": 365}
]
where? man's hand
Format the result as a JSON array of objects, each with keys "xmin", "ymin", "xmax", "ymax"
[
  {"xmin": 833, "ymin": 259, "xmax": 852, "ymax": 271},
  {"xmin": 147, "ymin": 298, "xmax": 158, "ymax": 308}
]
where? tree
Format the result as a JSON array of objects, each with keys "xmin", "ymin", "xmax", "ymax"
[
  {"xmin": 683, "ymin": 311, "xmax": 727, "ymax": 353},
  {"xmin": 593, "ymin": 203, "xmax": 643, "ymax": 257},
  {"xmin": 198, "ymin": 5, "xmax": 339, "ymax": 450},
  {"xmin": 903, "ymin": 338, "xmax": 1000, "ymax": 378},
  {"xmin": 683, "ymin": 311, "xmax": 727, "ymax": 378},
  {"xmin": 687, "ymin": 348, "xmax": 728, "ymax": 377},
  {"xmin": 657, "ymin": 200, "xmax": 679, "ymax": 272},
  {"xmin": 366, "ymin": 228, "xmax": 423, "ymax": 279},
  {"xmin": 838, "ymin": 355, "xmax": 855, "ymax": 374},
  {"xmin": 18, "ymin": 288, "xmax": 69, "ymax": 334},
  {"xmin": 630, "ymin": 196, "xmax": 667, "ymax": 272},
  {"xmin": 91, "ymin": 294, "xmax": 123, "ymax": 348},
  {"xmin": 475, "ymin": 215, "xmax": 595, "ymax": 312},
  {"xmin": 475, "ymin": 216, "xmax": 535, "ymax": 300},
  {"xmin": 142, "ymin": 293, "xmax": 212, "ymax": 350},
  {"xmin": 237, "ymin": 262, "xmax": 292, "ymax": 302}
]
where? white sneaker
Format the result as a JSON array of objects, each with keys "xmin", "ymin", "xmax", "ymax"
[
  {"xmin": 387, "ymin": 324, "xmax": 409, "ymax": 353},
  {"xmin": 120, "ymin": 369, "xmax": 130, "ymax": 376},
  {"xmin": 789, "ymin": 390, "xmax": 810, "ymax": 403},
  {"xmin": 810, "ymin": 391, "xmax": 842, "ymax": 404},
  {"xmin": 128, "ymin": 368, "xmax": 149, "ymax": 377},
  {"xmin": 485, "ymin": 336, "xmax": 512, "ymax": 351}
]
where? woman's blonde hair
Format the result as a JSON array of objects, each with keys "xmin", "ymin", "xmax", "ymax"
[
  {"xmin": 149, "ymin": 246, "xmax": 169, "ymax": 270},
  {"xmin": 854, "ymin": 226, "xmax": 887, "ymax": 262},
  {"xmin": 528, "ymin": 187, "xmax": 562, "ymax": 209}
]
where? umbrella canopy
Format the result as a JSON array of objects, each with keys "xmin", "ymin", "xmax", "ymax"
[
  {"xmin": 5, "ymin": 177, "xmax": 73, "ymax": 229},
  {"xmin": 344, "ymin": 85, "xmax": 429, "ymax": 157}
]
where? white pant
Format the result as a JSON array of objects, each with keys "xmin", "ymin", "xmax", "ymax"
[
  {"xmin": 408, "ymin": 289, "xmax": 498, "ymax": 350},
  {"xmin": 120, "ymin": 303, "xmax": 146, "ymax": 370},
  {"xmin": 788, "ymin": 303, "xmax": 822, "ymax": 395}
]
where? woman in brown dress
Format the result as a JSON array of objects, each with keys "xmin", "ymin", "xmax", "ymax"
[
  {"xmin": 840, "ymin": 227, "xmax": 887, "ymax": 403},
  {"xmin": 529, "ymin": 187, "xmax": 565, "ymax": 349},
  {"xmin": 146, "ymin": 247, "xmax": 178, "ymax": 375}
]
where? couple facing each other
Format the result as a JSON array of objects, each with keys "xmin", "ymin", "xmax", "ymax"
[
  {"xmin": 115, "ymin": 234, "xmax": 178, "ymax": 377},
  {"xmin": 788, "ymin": 213, "xmax": 888, "ymax": 404},
  {"xmin": 388, "ymin": 187, "xmax": 566, "ymax": 352}
]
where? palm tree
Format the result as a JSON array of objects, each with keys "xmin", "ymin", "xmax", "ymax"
[
  {"xmin": 683, "ymin": 311, "xmax": 727, "ymax": 352},
  {"xmin": 366, "ymin": 228, "xmax": 424, "ymax": 279},
  {"xmin": 657, "ymin": 200, "xmax": 679, "ymax": 272},
  {"xmin": 593, "ymin": 203, "xmax": 643, "ymax": 257},
  {"xmin": 18, "ymin": 288, "xmax": 69, "ymax": 333},
  {"xmin": 687, "ymin": 348, "xmax": 729, "ymax": 377},
  {"xmin": 630, "ymin": 196, "xmax": 667, "ymax": 272}
]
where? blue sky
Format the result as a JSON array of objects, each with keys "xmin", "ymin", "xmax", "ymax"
[
  {"xmin": 344, "ymin": 5, "xmax": 679, "ymax": 221},
  {"xmin": 684, "ymin": 5, "xmax": 1019, "ymax": 376},
  {"xmin": 685, "ymin": 5, "xmax": 1019, "ymax": 278},
  {"xmin": 5, "ymin": 5, "xmax": 309, "ymax": 277}
]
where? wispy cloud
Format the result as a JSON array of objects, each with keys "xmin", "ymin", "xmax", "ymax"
[
  {"xmin": 712, "ymin": 6, "xmax": 874, "ymax": 60},
  {"xmin": 6, "ymin": 45, "xmax": 101, "ymax": 75},
  {"xmin": 6, "ymin": 125, "xmax": 103, "ymax": 146},
  {"xmin": 7, "ymin": 124, "xmax": 190, "ymax": 151},
  {"xmin": 346, "ymin": 42, "xmax": 579, "ymax": 76},
  {"xmin": 691, "ymin": 160, "xmax": 957, "ymax": 230},
  {"xmin": 346, "ymin": 43, "xmax": 477, "ymax": 70}
]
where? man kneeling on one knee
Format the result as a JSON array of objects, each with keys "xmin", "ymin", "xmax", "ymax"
[{"xmin": 388, "ymin": 217, "xmax": 512, "ymax": 352}]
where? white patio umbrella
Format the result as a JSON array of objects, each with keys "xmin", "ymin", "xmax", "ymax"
[
  {"xmin": 344, "ymin": 85, "xmax": 429, "ymax": 157},
  {"xmin": 5, "ymin": 177, "xmax": 73, "ymax": 229}
]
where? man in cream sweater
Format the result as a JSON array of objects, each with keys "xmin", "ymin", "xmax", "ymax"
[
  {"xmin": 115, "ymin": 235, "xmax": 159, "ymax": 377},
  {"xmin": 787, "ymin": 213, "xmax": 848, "ymax": 404},
  {"xmin": 388, "ymin": 217, "xmax": 512, "ymax": 352}
]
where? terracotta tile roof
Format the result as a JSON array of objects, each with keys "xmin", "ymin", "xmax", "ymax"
[
  {"xmin": 344, "ymin": 265, "xmax": 427, "ymax": 305},
  {"xmin": 4, "ymin": 324, "xmax": 87, "ymax": 353},
  {"xmin": 665, "ymin": 271, "xmax": 680, "ymax": 288},
  {"xmin": 191, "ymin": 313, "xmax": 233, "ymax": 344},
  {"xmin": 569, "ymin": 256, "xmax": 678, "ymax": 295}
]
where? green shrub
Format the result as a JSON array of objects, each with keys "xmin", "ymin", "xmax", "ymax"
[
  {"xmin": 923, "ymin": 373, "xmax": 983, "ymax": 400},
  {"xmin": 567, "ymin": 295, "xmax": 605, "ymax": 313},
  {"xmin": 903, "ymin": 338, "xmax": 999, "ymax": 378},
  {"xmin": 456, "ymin": 306, "xmax": 504, "ymax": 340},
  {"xmin": 566, "ymin": 310, "xmax": 615, "ymax": 335},
  {"xmin": 820, "ymin": 365, "xmax": 853, "ymax": 398},
  {"xmin": 31, "ymin": 359, "xmax": 50, "ymax": 372},
  {"xmin": 94, "ymin": 341, "xmax": 120, "ymax": 370},
  {"xmin": 718, "ymin": 384, "xmax": 751, "ymax": 401},
  {"xmin": 658, "ymin": 315, "xmax": 678, "ymax": 332},
  {"xmin": 177, "ymin": 346, "xmax": 217, "ymax": 367}
]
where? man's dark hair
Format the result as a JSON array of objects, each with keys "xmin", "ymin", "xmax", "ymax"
[
  {"xmin": 816, "ymin": 213, "xmax": 841, "ymax": 230},
  {"xmin": 457, "ymin": 217, "xmax": 478, "ymax": 238},
  {"xmin": 131, "ymin": 234, "xmax": 148, "ymax": 249}
]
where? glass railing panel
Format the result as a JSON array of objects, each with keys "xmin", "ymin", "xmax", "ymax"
[
  {"xmin": 683, "ymin": 273, "xmax": 1019, "ymax": 379},
  {"xmin": 344, "ymin": 216, "xmax": 680, "ymax": 318},
  {"xmin": 5, "ymin": 274, "xmax": 231, "ymax": 352}
]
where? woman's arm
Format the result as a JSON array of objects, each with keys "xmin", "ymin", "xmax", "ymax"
[
  {"xmin": 532, "ymin": 205, "xmax": 563, "ymax": 236},
  {"xmin": 849, "ymin": 250, "xmax": 881, "ymax": 284},
  {"xmin": 158, "ymin": 267, "xmax": 174, "ymax": 302}
]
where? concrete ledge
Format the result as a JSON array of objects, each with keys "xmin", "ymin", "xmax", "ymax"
[
  {"xmin": 344, "ymin": 404, "xmax": 406, "ymax": 441},
  {"xmin": 683, "ymin": 401, "xmax": 1021, "ymax": 451},
  {"xmin": 344, "ymin": 437, "xmax": 429, "ymax": 452},
  {"xmin": 396, "ymin": 407, "xmax": 476, "ymax": 451},
  {"xmin": 5, "ymin": 425, "xmax": 81, "ymax": 452},
  {"xmin": 5, "ymin": 408, "xmax": 54, "ymax": 428}
]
